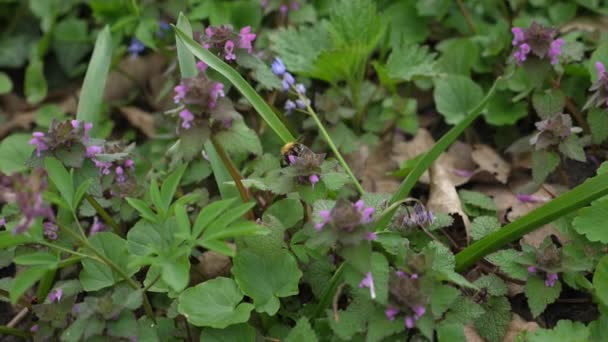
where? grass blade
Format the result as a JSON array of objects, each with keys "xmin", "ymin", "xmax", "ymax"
[
  {"xmin": 76, "ymin": 26, "xmax": 112, "ymax": 128},
  {"xmin": 173, "ymin": 20, "xmax": 296, "ymax": 143},
  {"xmin": 175, "ymin": 13, "xmax": 197, "ymax": 78},
  {"xmin": 455, "ymin": 172, "xmax": 608, "ymax": 271}
]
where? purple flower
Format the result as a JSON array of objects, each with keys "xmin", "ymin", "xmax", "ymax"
[
  {"xmin": 511, "ymin": 27, "xmax": 525, "ymax": 46},
  {"xmin": 30, "ymin": 325, "xmax": 39, "ymax": 333},
  {"xmin": 238, "ymin": 26, "xmax": 256, "ymax": 53},
  {"xmin": 224, "ymin": 40, "xmax": 236, "ymax": 61},
  {"xmin": 295, "ymin": 98, "xmax": 310, "ymax": 109},
  {"xmin": 280, "ymin": 4, "xmax": 289, "ymax": 16},
  {"xmin": 94, "ymin": 160, "xmax": 112, "ymax": 175},
  {"xmin": 545, "ymin": 273, "xmax": 558, "ymax": 287},
  {"xmin": 29, "ymin": 132, "xmax": 48, "ymax": 157},
  {"xmin": 48, "ymin": 288, "xmax": 63, "ymax": 303},
  {"xmin": 315, "ymin": 210, "xmax": 331, "ymax": 231},
  {"xmin": 196, "ymin": 61, "xmax": 208, "ymax": 72},
  {"xmin": 517, "ymin": 194, "xmax": 547, "ymax": 204},
  {"xmin": 295, "ymin": 83, "xmax": 306, "ymax": 95},
  {"xmin": 71, "ymin": 120, "xmax": 80, "ymax": 129},
  {"xmin": 365, "ymin": 232, "xmax": 377, "ymax": 241},
  {"xmin": 359, "ymin": 272, "xmax": 376, "ymax": 299},
  {"xmin": 413, "ymin": 306, "xmax": 426, "ymax": 319},
  {"xmin": 405, "ymin": 316, "xmax": 415, "ymax": 329},
  {"xmin": 128, "ymin": 38, "xmax": 145, "ymax": 57},
  {"xmin": 83, "ymin": 123, "xmax": 93, "ymax": 141},
  {"xmin": 514, "ymin": 43, "xmax": 531, "ymax": 64},
  {"xmin": 284, "ymin": 99, "xmax": 297, "ymax": 114},
  {"xmin": 209, "ymin": 83, "xmax": 225, "ymax": 109},
  {"xmin": 309, "ymin": 174, "xmax": 320, "ymax": 187},
  {"xmin": 86, "ymin": 145, "xmax": 103, "ymax": 157},
  {"xmin": 0, "ymin": 217, "xmax": 5, "ymax": 227},
  {"xmin": 596, "ymin": 62, "xmax": 606, "ymax": 80},
  {"xmin": 271, "ymin": 57, "xmax": 286, "ymax": 76},
  {"xmin": 90, "ymin": 216, "xmax": 105, "ymax": 235},
  {"xmin": 452, "ymin": 169, "xmax": 474, "ymax": 178},
  {"xmin": 174, "ymin": 84, "xmax": 188, "ymax": 104},
  {"xmin": 527, "ymin": 266, "xmax": 538, "ymax": 274},
  {"xmin": 115, "ymin": 166, "xmax": 126, "ymax": 183},
  {"xmin": 385, "ymin": 307, "xmax": 399, "ymax": 321},
  {"xmin": 290, "ymin": 1, "xmax": 301, "ymax": 10},
  {"xmin": 548, "ymin": 38, "xmax": 564, "ymax": 65},
  {"xmin": 179, "ymin": 109, "xmax": 194, "ymax": 129},
  {"xmin": 159, "ymin": 20, "xmax": 170, "ymax": 31},
  {"xmin": 43, "ymin": 222, "xmax": 58, "ymax": 240},
  {"xmin": 401, "ymin": 203, "xmax": 435, "ymax": 228},
  {"xmin": 282, "ymin": 72, "xmax": 295, "ymax": 90}
]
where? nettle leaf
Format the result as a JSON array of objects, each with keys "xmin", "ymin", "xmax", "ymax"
[
  {"xmin": 270, "ymin": 25, "xmax": 332, "ymax": 74},
  {"xmin": 429, "ymin": 283, "xmax": 460, "ymax": 318},
  {"xmin": 214, "ymin": 120, "xmax": 263, "ymax": 156},
  {"xmin": 593, "ymin": 255, "xmax": 608, "ymax": 306},
  {"xmin": 436, "ymin": 37, "xmax": 479, "ymax": 76},
  {"xmin": 528, "ymin": 319, "xmax": 590, "ymax": 342},
  {"xmin": 474, "ymin": 296, "xmax": 511, "ymax": 342},
  {"xmin": 425, "ymin": 241, "xmax": 476, "ymax": 289},
  {"xmin": 588, "ymin": 108, "xmax": 608, "ymax": 144},
  {"xmin": 80, "ymin": 232, "xmax": 137, "ymax": 291},
  {"xmin": 200, "ymin": 324, "xmax": 257, "ymax": 341},
  {"xmin": 285, "ymin": 317, "xmax": 318, "ymax": 342},
  {"xmin": 433, "ymin": 75, "xmax": 484, "ymax": 125},
  {"xmin": 525, "ymin": 276, "xmax": 562, "ymax": 317},
  {"xmin": 437, "ymin": 323, "xmax": 465, "ymax": 342},
  {"xmin": 387, "ymin": 44, "xmax": 437, "ymax": 81},
  {"xmin": 0, "ymin": 134, "xmax": 35, "ymax": 174},
  {"xmin": 471, "ymin": 216, "xmax": 501, "ymax": 241},
  {"xmin": 178, "ymin": 277, "xmax": 254, "ymax": 329},
  {"xmin": 385, "ymin": 1, "xmax": 430, "ymax": 47},
  {"xmin": 327, "ymin": 293, "xmax": 374, "ymax": 340},
  {"xmin": 532, "ymin": 150, "xmax": 560, "ymax": 184},
  {"xmin": 263, "ymin": 198, "xmax": 303, "ymax": 229},
  {"xmin": 366, "ymin": 306, "xmax": 404, "ymax": 342},
  {"xmin": 459, "ymin": 190, "xmax": 497, "ymax": 217},
  {"xmin": 474, "ymin": 274, "xmax": 508, "ymax": 297},
  {"xmin": 532, "ymin": 89, "xmax": 566, "ymax": 119},
  {"xmin": 484, "ymin": 90, "xmax": 528, "ymax": 126},
  {"xmin": 444, "ymin": 297, "xmax": 485, "ymax": 324},
  {"xmin": 573, "ymin": 197, "xmax": 608, "ymax": 243},
  {"xmin": 485, "ymin": 249, "xmax": 528, "ymax": 280},
  {"xmin": 232, "ymin": 249, "xmax": 302, "ymax": 315},
  {"xmin": 558, "ymin": 135, "xmax": 587, "ymax": 162}
]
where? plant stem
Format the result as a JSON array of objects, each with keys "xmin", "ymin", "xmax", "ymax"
[
  {"xmin": 455, "ymin": 171, "xmax": 608, "ymax": 271},
  {"xmin": 85, "ymin": 194, "xmax": 123, "ymax": 236},
  {"xmin": 311, "ymin": 263, "xmax": 346, "ymax": 318},
  {"xmin": 0, "ymin": 325, "xmax": 30, "ymax": 339},
  {"xmin": 304, "ymin": 103, "xmax": 366, "ymax": 195},
  {"xmin": 456, "ymin": 0, "xmax": 477, "ymax": 34},
  {"xmin": 374, "ymin": 77, "xmax": 501, "ymax": 231},
  {"xmin": 210, "ymin": 136, "xmax": 255, "ymax": 220}
]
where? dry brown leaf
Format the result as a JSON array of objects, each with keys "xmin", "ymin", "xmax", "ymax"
[
  {"xmin": 0, "ymin": 96, "xmax": 77, "ymax": 139},
  {"xmin": 348, "ymin": 138, "xmax": 401, "ymax": 193},
  {"xmin": 502, "ymin": 314, "xmax": 539, "ymax": 341},
  {"xmin": 192, "ymin": 249, "xmax": 234, "ymax": 282},
  {"xmin": 104, "ymin": 54, "xmax": 167, "ymax": 103},
  {"xmin": 427, "ymin": 162, "xmax": 471, "ymax": 236},
  {"xmin": 118, "ymin": 106, "xmax": 157, "ymax": 137},
  {"xmin": 471, "ymin": 144, "xmax": 511, "ymax": 184},
  {"xmin": 392, "ymin": 128, "xmax": 435, "ymax": 184},
  {"xmin": 464, "ymin": 325, "xmax": 484, "ymax": 342}
]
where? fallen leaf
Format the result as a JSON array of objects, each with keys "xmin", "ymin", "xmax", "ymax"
[
  {"xmin": 348, "ymin": 138, "xmax": 401, "ymax": 193},
  {"xmin": 502, "ymin": 314, "xmax": 539, "ymax": 341},
  {"xmin": 0, "ymin": 96, "xmax": 77, "ymax": 139},
  {"xmin": 427, "ymin": 162, "xmax": 471, "ymax": 237},
  {"xmin": 464, "ymin": 325, "xmax": 484, "ymax": 342},
  {"xmin": 104, "ymin": 54, "xmax": 167, "ymax": 104},
  {"xmin": 392, "ymin": 128, "xmax": 435, "ymax": 184},
  {"xmin": 118, "ymin": 106, "xmax": 157, "ymax": 137},
  {"xmin": 471, "ymin": 144, "xmax": 511, "ymax": 184},
  {"xmin": 192, "ymin": 248, "xmax": 234, "ymax": 282}
]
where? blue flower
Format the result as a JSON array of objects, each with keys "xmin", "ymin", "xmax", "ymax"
[
  {"xmin": 271, "ymin": 57, "xmax": 286, "ymax": 76},
  {"xmin": 128, "ymin": 38, "xmax": 145, "ymax": 56}
]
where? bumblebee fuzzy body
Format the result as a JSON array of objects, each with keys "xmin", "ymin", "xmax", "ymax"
[{"xmin": 280, "ymin": 142, "xmax": 306, "ymax": 166}]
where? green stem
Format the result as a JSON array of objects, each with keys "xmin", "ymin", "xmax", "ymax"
[
  {"xmin": 85, "ymin": 194, "xmax": 122, "ymax": 236},
  {"xmin": 310, "ymin": 263, "xmax": 346, "ymax": 318},
  {"xmin": 374, "ymin": 77, "xmax": 501, "ymax": 231},
  {"xmin": 455, "ymin": 172, "xmax": 608, "ymax": 271},
  {"xmin": 304, "ymin": 103, "xmax": 365, "ymax": 195},
  {"xmin": 0, "ymin": 325, "xmax": 30, "ymax": 339}
]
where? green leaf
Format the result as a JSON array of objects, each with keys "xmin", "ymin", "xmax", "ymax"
[
  {"xmin": 200, "ymin": 324, "xmax": 257, "ymax": 342},
  {"xmin": 459, "ymin": 190, "xmax": 497, "ymax": 212},
  {"xmin": 178, "ymin": 277, "xmax": 253, "ymax": 328},
  {"xmin": 471, "ymin": 216, "xmax": 501, "ymax": 241},
  {"xmin": 485, "ymin": 250, "xmax": 528, "ymax": 280},
  {"xmin": 52, "ymin": 18, "xmax": 90, "ymax": 74},
  {"xmin": 73, "ymin": 178, "xmax": 93, "ymax": 209},
  {"xmin": 589, "ymin": 41, "xmax": 608, "ymax": 84},
  {"xmin": 175, "ymin": 13, "xmax": 197, "ymax": 78},
  {"xmin": 205, "ymin": 141, "xmax": 239, "ymax": 199},
  {"xmin": 474, "ymin": 274, "xmax": 508, "ymax": 297},
  {"xmin": 14, "ymin": 252, "xmax": 59, "ymax": 266},
  {"xmin": 528, "ymin": 319, "xmax": 590, "ymax": 342},
  {"xmin": 573, "ymin": 197, "xmax": 608, "ymax": 243},
  {"xmin": 436, "ymin": 37, "xmax": 479, "ymax": 76},
  {"xmin": 558, "ymin": 135, "xmax": 586, "ymax": 162},
  {"xmin": 443, "ymin": 297, "xmax": 485, "ymax": 324},
  {"xmin": 593, "ymin": 255, "xmax": 608, "ymax": 306},
  {"xmin": 532, "ymin": 89, "xmax": 566, "ymax": 119},
  {"xmin": 474, "ymin": 296, "xmax": 511, "ymax": 342},
  {"xmin": 160, "ymin": 164, "xmax": 188, "ymax": 212},
  {"xmin": 366, "ymin": 306, "xmax": 404, "ymax": 342},
  {"xmin": 0, "ymin": 71, "xmax": 13, "ymax": 94},
  {"xmin": 161, "ymin": 253, "xmax": 190, "ymax": 292},
  {"xmin": 0, "ymin": 134, "xmax": 35, "ymax": 174},
  {"xmin": 263, "ymin": 198, "xmax": 303, "ymax": 229},
  {"xmin": 24, "ymin": 58, "xmax": 47, "ymax": 104},
  {"xmin": 107, "ymin": 311, "xmax": 137, "ymax": 338},
  {"xmin": 434, "ymin": 75, "xmax": 484, "ymax": 124},
  {"xmin": 270, "ymin": 25, "xmax": 331, "ymax": 74},
  {"xmin": 80, "ymin": 232, "xmax": 136, "ymax": 291},
  {"xmin": 174, "ymin": 21, "xmax": 295, "ymax": 143},
  {"xmin": 232, "ymin": 249, "xmax": 302, "ymax": 315},
  {"xmin": 201, "ymin": 202, "xmax": 256, "ymax": 240},
  {"xmin": 532, "ymin": 150, "xmax": 560, "ymax": 184},
  {"xmin": 387, "ymin": 44, "xmax": 437, "ymax": 81},
  {"xmin": 192, "ymin": 198, "xmax": 238, "ymax": 238},
  {"xmin": 149, "ymin": 179, "xmax": 163, "ymax": 217},
  {"xmin": 285, "ymin": 318, "xmax": 318, "ymax": 342},
  {"xmin": 430, "ymin": 284, "xmax": 460, "ymax": 318},
  {"xmin": 327, "ymin": 293, "xmax": 374, "ymax": 340},
  {"xmin": 125, "ymin": 198, "xmax": 158, "ymax": 223},
  {"xmin": 0, "ymin": 231, "xmax": 35, "ymax": 249},
  {"xmin": 10, "ymin": 265, "xmax": 49, "ymax": 304},
  {"xmin": 76, "ymin": 25, "xmax": 112, "ymax": 128},
  {"xmin": 484, "ymin": 91, "xmax": 528, "ymax": 126},
  {"xmin": 371, "ymin": 252, "xmax": 389, "ymax": 305},
  {"xmin": 214, "ymin": 120, "xmax": 263, "ymax": 156},
  {"xmin": 588, "ymin": 108, "xmax": 608, "ymax": 144},
  {"xmin": 45, "ymin": 157, "xmax": 75, "ymax": 211},
  {"xmin": 437, "ymin": 323, "xmax": 465, "ymax": 342},
  {"xmin": 525, "ymin": 276, "xmax": 561, "ymax": 317}
]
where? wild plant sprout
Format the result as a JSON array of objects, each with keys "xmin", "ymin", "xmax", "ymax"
[{"xmin": 4, "ymin": 1, "xmax": 608, "ymax": 341}]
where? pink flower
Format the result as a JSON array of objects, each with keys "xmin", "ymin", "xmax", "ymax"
[
  {"xmin": 48, "ymin": 288, "xmax": 63, "ymax": 303},
  {"xmin": 0, "ymin": 217, "xmax": 5, "ymax": 227},
  {"xmin": 548, "ymin": 38, "xmax": 564, "ymax": 65},
  {"xmin": 224, "ymin": 40, "xmax": 236, "ymax": 61},
  {"xmin": 238, "ymin": 26, "xmax": 256, "ymax": 53},
  {"xmin": 545, "ymin": 273, "xmax": 558, "ymax": 287},
  {"xmin": 596, "ymin": 62, "xmax": 606, "ymax": 80},
  {"xmin": 205, "ymin": 27, "xmax": 214, "ymax": 37},
  {"xmin": 511, "ymin": 27, "xmax": 525, "ymax": 46},
  {"xmin": 315, "ymin": 210, "xmax": 331, "ymax": 231},
  {"xmin": 359, "ymin": 272, "xmax": 376, "ymax": 299},
  {"xmin": 179, "ymin": 109, "xmax": 194, "ymax": 129},
  {"xmin": 196, "ymin": 61, "xmax": 208, "ymax": 72},
  {"xmin": 385, "ymin": 307, "xmax": 399, "ymax": 321},
  {"xmin": 410, "ymin": 273, "xmax": 419, "ymax": 279},
  {"xmin": 527, "ymin": 266, "xmax": 537, "ymax": 274},
  {"xmin": 514, "ymin": 43, "xmax": 531, "ymax": 64},
  {"xmin": 405, "ymin": 316, "xmax": 415, "ymax": 329},
  {"xmin": 413, "ymin": 306, "xmax": 426, "ymax": 319},
  {"xmin": 174, "ymin": 84, "xmax": 187, "ymax": 104},
  {"xmin": 365, "ymin": 232, "xmax": 377, "ymax": 241},
  {"xmin": 280, "ymin": 4, "xmax": 288, "ymax": 15},
  {"xmin": 71, "ymin": 120, "xmax": 80, "ymax": 129},
  {"xmin": 209, "ymin": 83, "xmax": 225, "ymax": 108},
  {"xmin": 309, "ymin": 174, "xmax": 320, "ymax": 188},
  {"xmin": 29, "ymin": 132, "xmax": 48, "ymax": 157},
  {"xmin": 288, "ymin": 154, "xmax": 297, "ymax": 164},
  {"xmin": 86, "ymin": 145, "xmax": 103, "ymax": 157},
  {"xmin": 30, "ymin": 325, "xmax": 39, "ymax": 333},
  {"xmin": 90, "ymin": 216, "xmax": 105, "ymax": 235}
]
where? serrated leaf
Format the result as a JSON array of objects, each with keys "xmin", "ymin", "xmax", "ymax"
[
  {"xmin": 387, "ymin": 44, "xmax": 437, "ymax": 81},
  {"xmin": 531, "ymin": 150, "xmax": 560, "ymax": 184},
  {"xmin": 474, "ymin": 296, "xmax": 511, "ymax": 342},
  {"xmin": 327, "ymin": 293, "xmax": 374, "ymax": 340},
  {"xmin": 270, "ymin": 25, "xmax": 332, "ymax": 74},
  {"xmin": 444, "ymin": 297, "xmax": 485, "ymax": 324},
  {"xmin": 474, "ymin": 274, "xmax": 508, "ymax": 297},
  {"xmin": 285, "ymin": 317, "xmax": 318, "ymax": 342},
  {"xmin": 471, "ymin": 216, "xmax": 501, "ymax": 241},
  {"xmin": 430, "ymin": 284, "xmax": 461, "ymax": 318},
  {"xmin": 437, "ymin": 323, "xmax": 465, "ymax": 342},
  {"xmin": 434, "ymin": 75, "xmax": 484, "ymax": 124},
  {"xmin": 573, "ymin": 197, "xmax": 608, "ymax": 243},
  {"xmin": 178, "ymin": 277, "xmax": 253, "ymax": 328},
  {"xmin": 525, "ymin": 276, "xmax": 561, "ymax": 317},
  {"xmin": 593, "ymin": 255, "xmax": 608, "ymax": 306},
  {"xmin": 558, "ymin": 135, "xmax": 587, "ymax": 162},
  {"xmin": 528, "ymin": 319, "xmax": 590, "ymax": 342},
  {"xmin": 485, "ymin": 249, "xmax": 528, "ymax": 280},
  {"xmin": 80, "ymin": 232, "xmax": 137, "ymax": 291},
  {"xmin": 0, "ymin": 134, "xmax": 35, "ymax": 174},
  {"xmin": 9, "ymin": 265, "xmax": 50, "ymax": 304},
  {"xmin": 588, "ymin": 108, "xmax": 608, "ymax": 144},
  {"xmin": 532, "ymin": 89, "xmax": 565, "ymax": 119},
  {"xmin": 366, "ymin": 306, "xmax": 404, "ymax": 342},
  {"xmin": 214, "ymin": 120, "xmax": 263, "ymax": 156},
  {"xmin": 459, "ymin": 190, "xmax": 497, "ymax": 211}
]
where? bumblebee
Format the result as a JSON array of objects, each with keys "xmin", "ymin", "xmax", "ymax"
[
  {"xmin": 280, "ymin": 142, "xmax": 325, "ymax": 168},
  {"xmin": 280, "ymin": 142, "xmax": 306, "ymax": 166}
]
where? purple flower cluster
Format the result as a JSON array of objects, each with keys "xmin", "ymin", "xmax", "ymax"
[
  {"xmin": 511, "ymin": 22, "xmax": 564, "ymax": 65},
  {"xmin": 529, "ymin": 113, "xmax": 582, "ymax": 150},
  {"xmin": 359, "ymin": 272, "xmax": 376, "ymax": 299},
  {"xmin": 29, "ymin": 119, "xmax": 93, "ymax": 161},
  {"xmin": 516, "ymin": 194, "xmax": 549, "ymax": 204},
  {"xmin": 585, "ymin": 62, "xmax": 608, "ymax": 110},
  {"xmin": 173, "ymin": 71, "xmax": 227, "ymax": 130},
  {"xmin": 261, "ymin": 0, "xmax": 301, "ymax": 16},
  {"xmin": 271, "ymin": 57, "xmax": 310, "ymax": 114},
  {"xmin": 47, "ymin": 288, "xmax": 63, "ymax": 303},
  {"xmin": 316, "ymin": 199, "xmax": 375, "ymax": 231},
  {"xmin": 127, "ymin": 38, "xmax": 145, "ymax": 58},
  {"xmin": 527, "ymin": 266, "xmax": 559, "ymax": 287},
  {"xmin": 89, "ymin": 216, "xmax": 105, "ymax": 236},
  {"xmin": 399, "ymin": 203, "xmax": 435, "ymax": 229},
  {"xmin": 93, "ymin": 157, "xmax": 135, "ymax": 183},
  {"xmin": 197, "ymin": 25, "xmax": 256, "ymax": 62}
]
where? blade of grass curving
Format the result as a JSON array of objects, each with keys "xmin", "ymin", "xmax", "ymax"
[
  {"xmin": 374, "ymin": 77, "xmax": 501, "ymax": 231},
  {"xmin": 76, "ymin": 25, "xmax": 112, "ymax": 129},
  {"xmin": 173, "ymin": 21, "xmax": 296, "ymax": 143},
  {"xmin": 176, "ymin": 13, "xmax": 197, "ymax": 78},
  {"xmin": 455, "ymin": 172, "xmax": 608, "ymax": 271}
]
